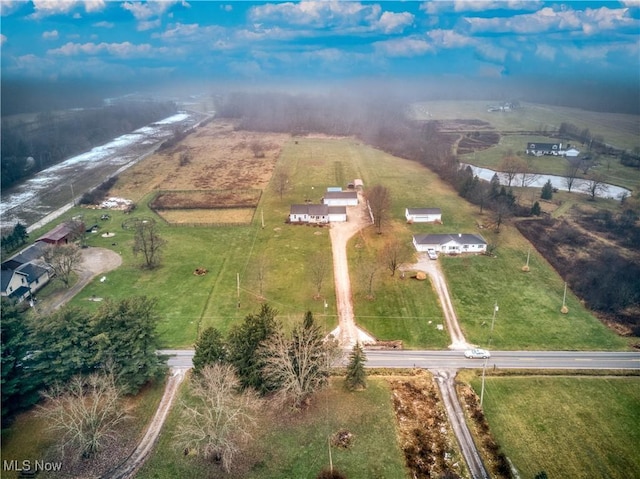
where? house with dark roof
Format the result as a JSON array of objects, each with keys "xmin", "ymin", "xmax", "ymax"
[
  {"xmin": 413, "ymin": 233, "xmax": 487, "ymax": 254},
  {"xmin": 525, "ymin": 142, "xmax": 580, "ymax": 157},
  {"xmin": 289, "ymin": 204, "xmax": 347, "ymax": 224},
  {"xmin": 405, "ymin": 208, "xmax": 442, "ymax": 223},
  {"xmin": 1, "ymin": 243, "xmax": 54, "ymax": 302}
]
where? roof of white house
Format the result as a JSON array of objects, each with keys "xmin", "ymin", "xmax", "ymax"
[
  {"xmin": 290, "ymin": 204, "xmax": 330, "ymax": 215},
  {"xmin": 324, "ymin": 191, "xmax": 358, "ymax": 200},
  {"xmin": 406, "ymin": 208, "xmax": 442, "ymax": 215},
  {"xmin": 413, "ymin": 233, "xmax": 487, "ymax": 245},
  {"xmin": 328, "ymin": 206, "xmax": 347, "ymax": 215}
]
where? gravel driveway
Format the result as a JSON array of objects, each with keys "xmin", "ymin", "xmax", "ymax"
[
  {"xmin": 36, "ymin": 247, "xmax": 122, "ymax": 316},
  {"xmin": 401, "ymin": 254, "xmax": 472, "ymax": 350},
  {"xmin": 328, "ymin": 192, "xmax": 376, "ymax": 347}
]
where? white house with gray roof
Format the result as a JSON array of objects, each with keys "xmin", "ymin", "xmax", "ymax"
[
  {"xmin": 413, "ymin": 233, "xmax": 487, "ymax": 254},
  {"xmin": 289, "ymin": 204, "xmax": 347, "ymax": 224}
]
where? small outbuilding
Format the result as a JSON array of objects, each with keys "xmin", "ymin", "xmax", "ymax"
[
  {"xmin": 323, "ymin": 191, "xmax": 358, "ymax": 207},
  {"xmin": 36, "ymin": 222, "xmax": 78, "ymax": 245},
  {"xmin": 405, "ymin": 208, "xmax": 442, "ymax": 223},
  {"xmin": 413, "ymin": 233, "xmax": 487, "ymax": 254}
]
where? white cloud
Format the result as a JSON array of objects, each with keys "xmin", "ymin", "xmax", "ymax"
[
  {"xmin": 48, "ymin": 41, "xmax": 161, "ymax": 58},
  {"xmin": 93, "ymin": 21, "xmax": 114, "ymax": 28},
  {"xmin": 378, "ymin": 11, "xmax": 414, "ymax": 34},
  {"xmin": 535, "ymin": 43, "xmax": 556, "ymax": 61},
  {"xmin": 122, "ymin": 1, "xmax": 181, "ymax": 30},
  {"xmin": 463, "ymin": 6, "xmax": 638, "ymax": 36},
  {"xmin": 0, "ymin": 1, "xmax": 23, "ymax": 16},
  {"xmin": 1, "ymin": 34, "xmax": 7, "ymax": 46},
  {"xmin": 42, "ymin": 29, "xmax": 59, "ymax": 40},
  {"xmin": 249, "ymin": 1, "xmax": 412, "ymax": 34},
  {"xmin": 422, "ymin": 0, "xmax": 541, "ymax": 15},
  {"xmin": 373, "ymin": 36, "xmax": 433, "ymax": 57},
  {"xmin": 427, "ymin": 29, "xmax": 473, "ymax": 48},
  {"xmin": 30, "ymin": 0, "xmax": 105, "ymax": 19}
]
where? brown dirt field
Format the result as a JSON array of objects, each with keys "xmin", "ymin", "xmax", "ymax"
[
  {"xmin": 111, "ymin": 120, "xmax": 290, "ymax": 202},
  {"xmin": 388, "ymin": 372, "xmax": 467, "ymax": 479},
  {"xmin": 156, "ymin": 208, "xmax": 255, "ymax": 225},
  {"xmin": 150, "ymin": 189, "xmax": 261, "ymax": 210}
]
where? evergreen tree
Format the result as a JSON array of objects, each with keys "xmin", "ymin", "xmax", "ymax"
[
  {"xmin": 227, "ymin": 304, "xmax": 279, "ymax": 393},
  {"xmin": 1, "ymin": 299, "xmax": 40, "ymax": 424},
  {"xmin": 345, "ymin": 342, "xmax": 367, "ymax": 391},
  {"xmin": 192, "ymin": 327, "xmax": 227, "ymax": 375},
  {"xmin": 92, "ymin": 296, "xmax": 166, "ymax": 394},
  {"xmin": 531, "ymin": 201, "xmax": 542, "ymax": 216},
  {"xmin": 30, "ymin": 306, "xmax": 96, "ymax": 388},
  {"xmin": 489, "ymin": 173, "xmax": 501, "ymax": 198},
  {"xmin": 541, "ymin": 179, "xmax": 554, "ymax": 200}
]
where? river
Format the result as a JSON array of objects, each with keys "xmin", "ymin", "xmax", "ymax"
[
  {"xmin": 1, "ymin": 112, "xmax": 205, "ymax": 232},
  {"xmin": 462, "ymin": 164, "xmax": 631, "ymax": 200}
]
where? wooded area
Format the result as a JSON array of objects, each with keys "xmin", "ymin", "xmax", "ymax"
[{"xmin": 1, "ymin": 101, "xmax": 176, "ymax": 189}]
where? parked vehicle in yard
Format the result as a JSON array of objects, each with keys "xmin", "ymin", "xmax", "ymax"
[
  {"xmin": 464, "ymin": 348, "xmax": 491, "ymax": 359},
  {"xmin": 427, "ymin": 248, "xmax": 437, "ymax": 260}
]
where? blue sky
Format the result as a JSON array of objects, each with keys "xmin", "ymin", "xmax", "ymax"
[{"xmin": 1, "ymin": 1, "xmax": 639, "ymax": 90}]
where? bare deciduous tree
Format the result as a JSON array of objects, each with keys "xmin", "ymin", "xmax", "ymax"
[
  {"xmin": 253, "ymin": 253, "xmax": 270, "ymax": 299},
  {"xmin": 44, "ymin": 243, "xmax": 82, "ymax": 288},
  {"xmin": 366, "ymin": 184, "xmax": 391, "ymax": 234},
  {"xmin": 274, "ymin": 170, "xmax": 289, "ymax": 200},
  {"xmin": 260, "ymin": 313, "xmax": 340, "ymax": 409},
  {"xmin": 360, "ymin": 261, "xmax": 378, "ymax": 299},
  {"xmin": 176, "ymin": 364, "xmax": 262, "ymax": 473},
  {"xmin": 380, "ymin": 239, "xmax": 410, "ymax": 277},
  {"xmin": 583, "ymin": 173, "xmax": 609, "ymax": 200},
  {"xmin": 499, "ymin": 155, "xmax": 526, "ymax": 187},
  {"xmin": 37, "ymin": 372, "xmax": 130, "ymax": 459},
  {"xmin": 133, "ymin": 219, "xmax": 166, "ymax": 269},
  {"xmin": 564, "ymin": 157, "xmax": 582, "ymax": 192},
  {"xmin": 308, "ymin": 252, "xmax": 331, "ymax": 299}
]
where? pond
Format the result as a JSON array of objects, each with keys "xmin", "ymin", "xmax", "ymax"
[{"xmin": 461, "ymin": 163, "xmax": 631, "ymax": 201}]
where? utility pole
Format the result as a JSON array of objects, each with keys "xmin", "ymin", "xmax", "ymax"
[
  {"xmin": 237, "ymin": 273, "xmax": 240, "ymax": 309},
  {"xmin": 481, "ymin": 301, "xmax": 498, "ymax": 407}
]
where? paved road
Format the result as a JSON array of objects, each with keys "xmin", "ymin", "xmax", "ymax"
[{"xmin": 159, "ymin": 349, "xmax": 640, "ymax": 370}]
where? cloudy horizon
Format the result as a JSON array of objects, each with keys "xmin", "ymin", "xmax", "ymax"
[{"xmin": 1, "ymin": 1, "xmax": 639, "ymax": 112}]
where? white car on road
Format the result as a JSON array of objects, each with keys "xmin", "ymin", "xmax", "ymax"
[
  {"xmin": 427, "ymin": 248, "xmax": 438, "ymax": 260},
  {"xmin": 464, "ymin": 348, "xmax": 491, "ymax": 359}
]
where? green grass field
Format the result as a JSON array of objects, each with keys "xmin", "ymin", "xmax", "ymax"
[
  {"xmin": 468, "ymin": 375, "xmax": 640, "ymax": 479},
  {"xmin": 136, "ymin": 377, "xmax": 408, "ymax": 479},
  {"xmin": 34, "ymin": 134, "xmax": 626, "ymax": 351}
]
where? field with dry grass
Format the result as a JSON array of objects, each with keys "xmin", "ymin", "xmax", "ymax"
[{"xmin": 111, "ymin": 121, "xmax": 289, "ymax": 203}]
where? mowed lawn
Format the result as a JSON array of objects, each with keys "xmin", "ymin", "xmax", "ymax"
[
  {"xmin": 60, "ymin": 135, "xmax": 627, "ymax": 350},
  {"xmin": 470, "ymin": 376, "xmax": 640, "ymax": 479},
  {"xmin": 136, "ymin": 377, "xmax": 408, "ymax": 479}
]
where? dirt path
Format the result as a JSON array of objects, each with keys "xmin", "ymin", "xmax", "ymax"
[
  {"xmin": 401, "ymin": 255, "xmax": 473, "ymax": 350},
  {"xmin": 434, "ymin": 370, "xmax": 490, "ymax": 479},
  {"xmin": 328, "ymin": 192, "xmax": 376, "ymax": 347},
  {"xmin": 36, "ymin": 247, "xmax": 122, "ymax": 316},
  {"xmin": 103, "ymin": 369, "xmax": 186, "ymax": 479}
]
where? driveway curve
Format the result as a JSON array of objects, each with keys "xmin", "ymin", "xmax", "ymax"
[
  {"xmin": 36, "ymin": 247, "xmax": 122, "ymax": 316},
  {"xmin": 401, "ymin": 254, "xmax": 472, "ymax": 350}
]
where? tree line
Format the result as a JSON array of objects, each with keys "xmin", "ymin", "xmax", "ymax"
[
  {"xmin": 1, "ymin": 101, "xmax": 176, "ymax": 189},
  {"xmin": 1, "ymin": 296, "xmax": 166, "ymax": 427},
  {"xmin": 185, "ymin": 304, "xmax": 366, "ymax": 473}
]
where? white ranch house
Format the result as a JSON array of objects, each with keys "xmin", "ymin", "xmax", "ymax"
[
  {"xmin": 1, "ymin": 242, "xmax": 54, "ymax": 303},
  {"xmin": 525, "ymin": 142, "xmax": 580, "ymax": 157},
  {"xmin": 289, "ymin": 204, "xmax": 347, "ymax": 224},
  {"xmin": 413, "ymin": 233, "xmax": 487, "ymax": 254},
  {"xmin": 323, "ymin": 191, "xmax": 358, "ymax": 207},
  {"xmin": 405, "ymin": 208, "xmax": 442, "ymax": 223}
]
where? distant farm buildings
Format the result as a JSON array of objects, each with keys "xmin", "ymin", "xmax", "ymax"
[
  {"xmin": 323, "ymin": 191, "xmax": 358, "ymax": 207},
  {"xmin": 525, "ymin": 142, "xmax": 580, "ymax": 157}
]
